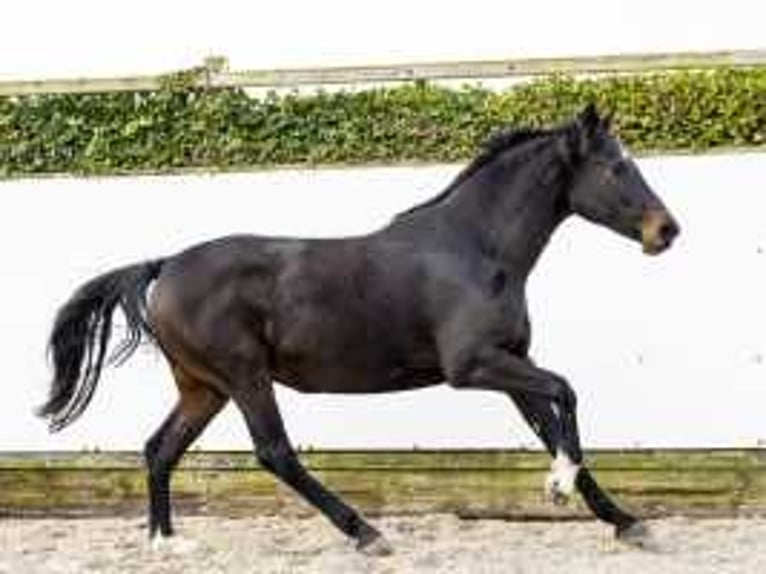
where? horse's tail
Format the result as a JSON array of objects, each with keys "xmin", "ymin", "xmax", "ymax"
[{"xmin": 38, "ymin": 259, "xmax": 165, "ymax": 432}]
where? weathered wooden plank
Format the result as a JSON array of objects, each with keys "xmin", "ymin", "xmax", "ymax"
[
  {"xmin": 1, "ymin": 450, "xmax": 764, "ymax": 519},
  {"xmin": 0, "ymin": 49, "xmax": 764, "ymax": 96},
  {"xmin": 220, "ymin": 49, "xmax": 766, "ymax": 89},
  {"xmin": 1, "ymin": 449, "xmax": 763, "ymax": 471}
]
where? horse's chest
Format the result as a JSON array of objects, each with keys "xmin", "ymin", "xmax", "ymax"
[{"xmin": 494, "ymin": 297, "xmax": 532, "ymax": 356}]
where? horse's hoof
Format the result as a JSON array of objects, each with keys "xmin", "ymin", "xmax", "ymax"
[
  {"xmin": 616, "ymin": 521, "xmax": 656, "ymax": 550},
  {"xmin": 357, "ymin": 532, "xmax": 394, "ymax": 557},
  {"xmin": 150, "ymin": 532, "xmax": 200, "ymax": 553},
  {"xmin": 149, "ymin": 534, "xmax": 173, "ymax": 551}
]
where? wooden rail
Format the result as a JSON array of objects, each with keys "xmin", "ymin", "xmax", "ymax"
[
  {"xmin": 2, "ymin": 450, "xmax": 765, "ymax": 519},
  {"xmin": 0, "ymin": 49, "xmax": 765, "ymax": 97}
]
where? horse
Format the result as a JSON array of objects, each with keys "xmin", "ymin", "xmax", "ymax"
[{"xmin": 39, "ymin": 104, "xmax": 679, "ymax": 555}]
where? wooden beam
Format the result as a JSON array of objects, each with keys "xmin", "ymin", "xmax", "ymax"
[
  {"xmin": 2, "ymin": 450, "xmax": 764, "ymax": 519},
  {"xmin": 221, "ymin": 49, "xmax": 766, "ymax": 88},
  {"xmin": 0, "ymin": 49, "xmax": 764, "ymax": 97}
]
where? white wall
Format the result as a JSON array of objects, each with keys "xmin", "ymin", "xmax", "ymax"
[
  {"xmin": 1, "ymin": 1, "xmax": 763, "ymax": 79},
  {"xmin": 2, "ymin": 152, "xmax": 766, "ymax": 450}
]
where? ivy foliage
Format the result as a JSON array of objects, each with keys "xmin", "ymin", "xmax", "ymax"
[{"xmin": 0, "ymin": 68, "xmax": 763, "ymax": 177}]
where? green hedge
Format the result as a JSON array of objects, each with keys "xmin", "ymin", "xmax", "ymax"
[{"xmin": 0, "ymin": 68, "xmax": 764, "ymax": 176}]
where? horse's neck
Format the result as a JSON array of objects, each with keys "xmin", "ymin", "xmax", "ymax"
[{"xmin": 443, "ymin": 147, "xmax": 569, "ymax": 275}]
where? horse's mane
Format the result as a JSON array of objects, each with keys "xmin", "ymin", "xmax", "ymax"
[{"xmin": 395, "ymin": 126, "xmax": 551, "ymax": 219}]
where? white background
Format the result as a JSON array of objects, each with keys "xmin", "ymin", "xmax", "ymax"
[
  {"xmin": 2, "ymin": 153, "xmax": 766, "ymax": 451},
  {"xmin": 0, "ymin": 1, "xmax": 763, "ymax": 79}
]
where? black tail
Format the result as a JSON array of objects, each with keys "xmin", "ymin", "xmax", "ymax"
[{"xmin": 38, "ymin": 259, "xmax": 164, "ymax": 432}]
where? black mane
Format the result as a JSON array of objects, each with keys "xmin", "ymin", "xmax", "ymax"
[{"xmin": 395, "ymin": 126, "xmax": 551, "ymax": 218}]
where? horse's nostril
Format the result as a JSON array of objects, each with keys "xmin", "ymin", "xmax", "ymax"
[
  {"xmin": 641, "ymin": 211, "xmax": 679, "ymax": 255},
  {"xmin": 659, "ymin": 220, "xmax": 679, "ymax": 243}
]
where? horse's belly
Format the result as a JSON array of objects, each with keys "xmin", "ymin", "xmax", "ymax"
[
  {"xmin": 273, "ymin": 364, "xmax": 443, "ymax": 393},
  {"xmin": 271, "ymin": 329, "xmax": 442, "ymax": 394},
  {"xmin": 269, "ymin": 271, "xmax": 440, "ymax": 392}
]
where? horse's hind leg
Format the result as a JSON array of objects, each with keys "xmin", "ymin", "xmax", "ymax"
[
  {"xmin": 508, "ymin": 392, "xmax": 649, "ymax": 545},
  {"xmin": 230, "ymin": 377, "xmax": 392, "ymax": 555},
  {"xmin": 144, "ymin": 367, "xmax": 227, "ymax": 538}
]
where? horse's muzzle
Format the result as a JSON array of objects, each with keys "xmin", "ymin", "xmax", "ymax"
[{"xmin": 641, "ymin": 209, "xmax": 680, "ymax": 255}]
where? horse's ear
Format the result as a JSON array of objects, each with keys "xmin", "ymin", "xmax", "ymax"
[
  {"xmin": 559, "ymin": 122, "xmax": 586, "ymax": 164},
  {"xmin": 601, "ymin": 110, "xmax": 614, "ymax": 132},
  {"xmin": 578, "ymin": 103, "xmax": 600, "ymax": 132},
  {"xmin": 561, "ymin": 104, "xmax": 598, "ymax": 161},
  {"xmin": 580, "ymin": 103, "xmax": 615, "ymax": 133}
]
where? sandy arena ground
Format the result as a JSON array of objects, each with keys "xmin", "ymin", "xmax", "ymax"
[{"xmin": 2, "ymin": 515, "xmax": 765, "ymax": 573}]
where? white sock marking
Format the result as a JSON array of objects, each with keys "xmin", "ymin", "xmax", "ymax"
[{"xmin": 545, "ymin": 449, "xmax": 580, "ymax": 497}]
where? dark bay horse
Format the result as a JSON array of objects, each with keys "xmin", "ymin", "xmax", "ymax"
[{"xmin": 40, "ymin": 104, "xmax": 679, "ymax": 554}]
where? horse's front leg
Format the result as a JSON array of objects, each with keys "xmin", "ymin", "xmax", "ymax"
[
  {"xmin": 447, "ymin": 349, "xmax": 583, "ymax": 500},
  {"xmin": 509, "ymin": 392, "xmax": 650, "ymax": 545}
]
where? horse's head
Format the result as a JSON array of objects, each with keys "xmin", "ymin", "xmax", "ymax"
[{"xmin": 562, "ymin": 104, "xmax": 680, "ymax": 255}]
